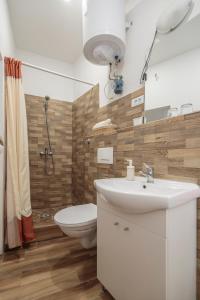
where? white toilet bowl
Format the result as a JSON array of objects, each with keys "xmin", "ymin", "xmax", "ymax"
[{"xmin": 54, "ymin": 203, "xmax": 97, "ymax": 249}]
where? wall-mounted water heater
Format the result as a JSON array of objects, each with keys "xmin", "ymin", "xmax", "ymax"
[{"xmin": 82, "ymin": 0, "xmax": 126, "ymax": 66}]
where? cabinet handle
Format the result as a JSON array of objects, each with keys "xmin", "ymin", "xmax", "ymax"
[
  {"xmin": 124, "ymin": 227, "xmax": 130, "ymax": 231},
  {"xmin": 114, "ymin": 222, "xmax": 119, "ymax": 226}
]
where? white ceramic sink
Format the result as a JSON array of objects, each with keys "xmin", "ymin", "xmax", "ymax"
[{"xmin": 94, "ymin": 177, "xmax": 200, "ymax": 213}]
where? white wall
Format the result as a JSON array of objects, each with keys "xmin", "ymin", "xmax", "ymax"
[
  {"xmin": 16, "ymin": 50, "xmax": 75, "ymax": 102},
  {"xmin": 145, "ymin": 47, "xmax": 200, "ymax": 112},
  {"xmin": 125, "ymin": 0, "xmax": 143, "ymax": 14},
  {"xmin": 73, "ymin": 53, "xmax": 108, "ymax": 103},
  {"xmin": 74, "ymin": 0, "xmax": 200, "ymax": 107},
  {"xmin": 190, "ymin": 0, "xmax": 200, "ymax": 20},
  {"xmin": 74, "ymin": 0, "xmax": 167, "ymax": 107},
  {"xmin": 122, "ymin": 0, "xmax": 166, "ymax": 96},
  {"xmin": 0, "ymin": 0, "xmax": 16, "ymax": 255},
  {"xmin": 0, "ymin": 0, "xmax": 15, "ymax": 57},
  {"xmin": 119, "ymin": 0, "xmax": 200, "ymax": 105}
]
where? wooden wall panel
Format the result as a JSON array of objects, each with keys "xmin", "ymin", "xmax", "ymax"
[
  {"xmin": 25, "ymin": 95, "xmax": 73, "ymax": 227},
  {"xmin": 72, "ymin": 86, "xmax": 145, "ymax": 203}
]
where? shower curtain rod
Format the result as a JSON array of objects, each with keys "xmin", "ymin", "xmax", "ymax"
[{"xmin": 22, "ymin": 61, "xmax": 95, "ymax": 86}]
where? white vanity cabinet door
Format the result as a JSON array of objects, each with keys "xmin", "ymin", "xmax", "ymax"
[{"xmin": 97, "ymin": 208, "xmax": 166, "ymax": 300}]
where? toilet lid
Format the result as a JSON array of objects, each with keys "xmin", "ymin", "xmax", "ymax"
[{"xmin": 54, "ymin": 204, "xmax": 97, "ymax": 227}]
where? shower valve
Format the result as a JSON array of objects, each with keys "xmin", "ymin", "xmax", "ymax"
[{"xmin": 40, "ymin": 148, "xmax": 53, "ymax": 158}]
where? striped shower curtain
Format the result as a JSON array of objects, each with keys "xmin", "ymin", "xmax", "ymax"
[{"xmin": 4, "ymin": 57, "xmax": 35, "ymax": 249}]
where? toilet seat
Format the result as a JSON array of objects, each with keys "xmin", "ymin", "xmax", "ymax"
[
  {"xmin": 54, "ymin": 203, "xmax": 97, "ymax": 228},
  {"xmin": 58, "ymin": 221, "xmax": 96, "ymax": 231}
]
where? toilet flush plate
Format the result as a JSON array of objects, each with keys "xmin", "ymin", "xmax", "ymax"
[{"xmin": 97, "ymin": 147, "xmax": 113, "ymax": 164}]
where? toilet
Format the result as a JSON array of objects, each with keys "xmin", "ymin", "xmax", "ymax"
[{"xmin": 54, "ymin": 203, "xmax": 97, "ymax": 249}]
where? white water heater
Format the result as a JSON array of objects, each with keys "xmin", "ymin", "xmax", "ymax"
[{"xmin": 82, "ymin": 0, "xmax": 126, "ymax": 65}]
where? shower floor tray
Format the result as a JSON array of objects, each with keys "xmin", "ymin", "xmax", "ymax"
[{"xmin": 32, "ymin": 207, "xmax": 65, "ymax": 242}]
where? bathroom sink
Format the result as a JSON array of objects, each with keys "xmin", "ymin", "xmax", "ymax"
[{"xmin": 94, "ymin": 177, "xmax": 200, "ymax": 213}]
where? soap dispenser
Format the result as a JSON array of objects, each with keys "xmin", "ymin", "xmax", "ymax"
[{"xmin": 126, "ymin": 159, "xmax": 135, "ymax": 181}]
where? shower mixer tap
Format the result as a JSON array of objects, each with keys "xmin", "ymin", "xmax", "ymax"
[{"xmin": 40, "ymin": 147, "xmax": 53, "ymax": 158}]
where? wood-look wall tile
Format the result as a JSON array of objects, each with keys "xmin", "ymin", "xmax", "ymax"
[{"xmin": 25, "ymin": 95, "xmax": 73, "ymax": 240}]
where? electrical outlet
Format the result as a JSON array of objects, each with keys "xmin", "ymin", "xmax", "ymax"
[
  {"xmin": 133, "ymin": 116, "xmax": 144, "ymax": 126},
  {"xmin": 131, "ymin": 95, "xmax": 144, "ymax": 107}
]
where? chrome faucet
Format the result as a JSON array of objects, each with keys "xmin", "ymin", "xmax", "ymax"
[
  {"xmin": 40, "ymin": 147, "xmax": 53, "ymax": 158},
  {"xmin": 139, "ymin": 163, "xmax": 154, "ymax": 183}
]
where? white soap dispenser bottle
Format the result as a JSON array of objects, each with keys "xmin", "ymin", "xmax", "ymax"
[{"xmin": 126, "ymin": 159, "xmax": 135, "ymax": 181}]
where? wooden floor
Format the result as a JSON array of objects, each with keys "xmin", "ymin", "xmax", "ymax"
[{"xmin": 0, "ymin": 237, "xmax": 113, "ymax": 300}]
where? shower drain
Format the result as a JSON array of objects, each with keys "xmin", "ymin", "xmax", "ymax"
[{"xmin": 41, "ymin": 212, "xmax": 51, "ymax": 219}]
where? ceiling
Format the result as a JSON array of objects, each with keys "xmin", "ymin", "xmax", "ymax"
[
  {"xmin": 7, "ymin": 0, "xmax": 83, "ymax": 63},
  {"xmin": 7, "ymin": 0, "xmax": 139, "ymax": 64}
]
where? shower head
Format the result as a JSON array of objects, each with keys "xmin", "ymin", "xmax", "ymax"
[{"xmin": 45, "ymin": 95, "xmax": 50, "ymax": 101}]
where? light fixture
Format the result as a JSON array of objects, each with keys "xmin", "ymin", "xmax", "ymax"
[{"xmin": 140, "ymin": 0, "xmax": 194, "ymax": 84}]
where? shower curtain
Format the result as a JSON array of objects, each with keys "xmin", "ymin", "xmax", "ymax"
[{"xmin": 4, "ymin": 57, "xmax": 35, "ymax": 249}]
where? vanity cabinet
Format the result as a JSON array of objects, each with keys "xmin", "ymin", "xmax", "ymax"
[{"xmin": 97, "ymin": 194, "xmax": 196, "ymax": 300}]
